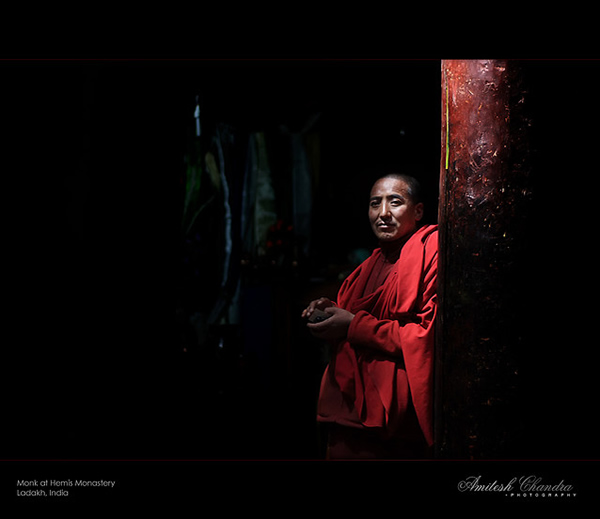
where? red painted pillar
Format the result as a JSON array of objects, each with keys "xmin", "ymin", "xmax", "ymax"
[{"xmin": 436, "ymin": 60, "xmax": 532, "ymax": 458}]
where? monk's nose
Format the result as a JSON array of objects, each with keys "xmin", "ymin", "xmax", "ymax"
[{"xmin": 379, "ymin": 203, "xmax": 392, "ymax": 220}]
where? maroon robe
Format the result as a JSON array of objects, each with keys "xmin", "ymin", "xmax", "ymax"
[{"xmin": 317, "ymin": 224, "xmax": 438, "ymax": 450}]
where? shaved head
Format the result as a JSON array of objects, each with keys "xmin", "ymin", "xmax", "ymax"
[{"xmin": 374, "ymin": 173, "xmax": 423, "ymax": 205}]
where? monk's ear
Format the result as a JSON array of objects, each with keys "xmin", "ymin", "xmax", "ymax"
[{"xmin": 414, "ymin": 202, "xmax": 424, "ymax": 222}]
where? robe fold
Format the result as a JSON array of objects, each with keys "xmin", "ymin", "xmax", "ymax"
[{"xmin": 317, "ymin": 224, "xmax": 438, "ymax": 447}]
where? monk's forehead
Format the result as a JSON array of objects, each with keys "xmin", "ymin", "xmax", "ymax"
[{"xmin": 370, "ymin": 177, "xmax": 410, "ymax": 197}]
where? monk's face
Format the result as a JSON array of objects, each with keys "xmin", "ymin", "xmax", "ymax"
[{"xmin": 369, "ymin": 177, "xmax": 424, "ymax": 242}]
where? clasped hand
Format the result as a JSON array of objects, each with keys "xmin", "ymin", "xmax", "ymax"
[{"xmin": 301, "ymin": 297, "xmax": 355, "ymax": 341}]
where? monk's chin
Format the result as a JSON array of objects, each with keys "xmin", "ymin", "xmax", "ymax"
[{"xmin": 375, "ymin": 230, "xmax": 401, "ymax": 242}]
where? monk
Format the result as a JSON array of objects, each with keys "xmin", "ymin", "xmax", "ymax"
[{"xmin": 302, "ymin": 173, "xmax": 438, "ymax": 459}]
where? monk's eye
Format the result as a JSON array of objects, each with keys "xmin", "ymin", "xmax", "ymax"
[{"xmin": 369, "ymin": 200, "xmax": 381, "ymax": 208}]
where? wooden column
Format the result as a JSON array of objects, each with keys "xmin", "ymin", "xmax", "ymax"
[{"xmin": 436, "ymin": 60, "xmax": 532, "ymax": 458}]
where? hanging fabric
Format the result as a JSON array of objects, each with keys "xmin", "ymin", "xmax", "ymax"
[
  {"xmin": 240, "ymin": 133, "xmax": 257, "ymax": 255},
  {"xmin": 290, "ymin": 133, "xmax": 312, "ymax": 257},
  {"xmin": 182, "ymin": 97, "xmax": 219, "ymax": 237},
  {"xmin": 182, "ymin": 140, "xmax": 204, "ymax": 236},
  {"xmin": 215, "ymin": 124, "xmax": 234, "ymax": 289},
  {"xmin": 253, "ymin": 132, "xmax": 278, "ymax": 257},
  {"xmin": 207, "ymin": 124, "xmax": 237, "ymax": 325},
  {"xmin": 241, "ymin": 132, "xmax": 277, "ymax": 258},
  {"xmin": 282, "ymin": 112, "xmax": 321, "ymax": 258}
]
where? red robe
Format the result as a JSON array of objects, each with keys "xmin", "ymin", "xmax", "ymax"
[{"xmin": 317, "ymin": 224, "xmax": 438, "ymax": 447}]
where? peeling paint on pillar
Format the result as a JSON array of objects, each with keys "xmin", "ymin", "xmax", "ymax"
[{"xmin": 436, "ymin": 60, "xmax": 532, "ymax": 458}]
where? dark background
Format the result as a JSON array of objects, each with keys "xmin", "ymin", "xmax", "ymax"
[{"xmin": 1, "ymin": 59, "xmax": 599, "ymax": 461}]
